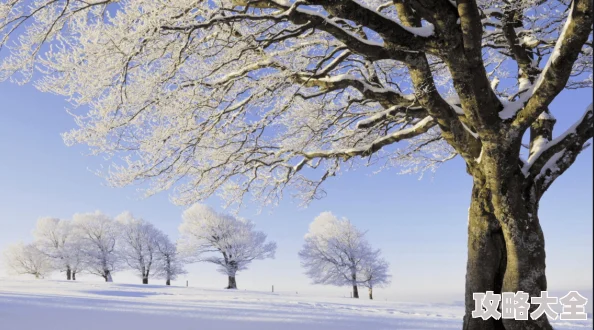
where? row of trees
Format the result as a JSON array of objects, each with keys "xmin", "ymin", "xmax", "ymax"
[
  {"xmin": 4, "ymin": 206, "xmax": 389, "ymax": 298},
  {"xmin": 4, "ymin": 211, "xmax": 185, "ymax": 285}
]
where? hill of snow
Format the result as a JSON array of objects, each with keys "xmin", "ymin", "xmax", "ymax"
[{"xmin": 0, "ymin": 279, "xmax": 591, "ymax": 330}]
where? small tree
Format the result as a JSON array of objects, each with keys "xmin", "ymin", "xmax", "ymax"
[
  {"xmin": 178, "ymin": 204, "xmax": 276, "ymax": 289},
  {"xmin": 154, "ymin": 235, "xmax": 187, "ymax": 286},
  {"xmin": 3, "ymin": 242, "xmax": 53, "ymax": 279},
  {"xmin": 32, "ymin": 217, "xmax": 82, "ymax": 280},
  {"xmin": 299, "ymin": 212, "xmax": 378, "ymax": 299},
  {"xmin": 116, "ymin": 212, "xmax": 162, "ymax": 284},
  {"xmin": 359, "ymin": 256, "xmax": 391, "ymax": 300},
  {"xmin": 73, "ymin": 211, "xmax": 121, "ymax": 282}
]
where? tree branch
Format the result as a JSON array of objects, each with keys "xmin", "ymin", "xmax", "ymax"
[
  {"xmin": 512, "ymin": 0, "xmax": 593, "ymax": 128},
  {"xmin": 526, "ymin": 103, "xmax": 593, "ymax": 198}
]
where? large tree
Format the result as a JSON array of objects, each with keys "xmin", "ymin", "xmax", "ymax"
[{"xmin": 0, "ymin": 0, "xmax": 591, "ymax": 328}]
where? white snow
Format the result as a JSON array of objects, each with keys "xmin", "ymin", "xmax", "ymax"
[
  {"xmin": 0, "ymin": 279, "xmax": 590, "ymax": 330},
  {"xmin": 522, "ymin": 103, "xmax": 593, "ymax": 175},
  {"xmin": 532, "ymin": 0, "xmax": 574, "ymax": 93}
]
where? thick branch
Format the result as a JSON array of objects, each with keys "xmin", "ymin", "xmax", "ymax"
[
  {"xmin": 512, "ymin": 0, "xmax": 593, "ymax": 128},
  {"xmin": 526, "ymin": 103, "xmax": 593, "ymax": 198}
]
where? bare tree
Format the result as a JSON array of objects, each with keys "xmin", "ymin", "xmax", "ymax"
[
  {"xmin": 154, "ymin": 235, "xmax": 187, "ymax": 286},
  {"xmin": 116, "ymin": 212, "xmax": 165, "ymax": 284},
  {"xmin": 73, "ymin": 211, "xmax": 121, "ymax": 282},
  {"xmin": 0, "ymin": 1, "xmax": 591, "ymax": 328},
  {"xmin": 178, "ymin": 204, "xmax": 276, "ymax": 289},
  {"xmin": 299, "ymin": 212, "xmax": 379, "ymax": 299},
  {"xmin": 3, "ymin": 242, "xmax": 53, "ymax": 279}
]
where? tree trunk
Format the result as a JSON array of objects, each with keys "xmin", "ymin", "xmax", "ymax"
[
  {"xmin": 142, "ymin": 277, "xmax": 148, "ymax": 284},
  {"xmin": 103, "ymin": 270, "xmax": 113, "ymax": 282},
  {"xmin": 166, "ymin": 279, "xmax": 170, "ymax": 286},
  {"xmin": 463, "ymin": 155, "xmax": 552, "ymax": 330},
  {"xmin": 226, "ymin": 276, "xmax": 237, "ymax": 289},
  {"xmin": 494, "ymin": 173, "xmax": 551, "ymax": 330},
  {"xmin": 72, "ymin": 271, "xmax": 76, "ymax": 281},
  {"xmin": 463, "ymin": 180, "xmax": 506, "ymax": 330},
  {"xmin": 66, "ymin": 267, "xmax": 72, "ymax": 281},
  {"xmin": 368, "ymin": 287, "xmax": 373, "ymax": 300},
  {"xmin": 351, "ymin": 273, "xmax": 359, "ymax": 298}
]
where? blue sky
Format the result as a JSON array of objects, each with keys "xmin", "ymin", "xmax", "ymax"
[{"xmin": 0, "ymin": 81, "xmax": 591, "ymax": 304}]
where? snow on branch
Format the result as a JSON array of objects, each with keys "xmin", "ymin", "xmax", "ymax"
[
  {"xmin": 506, "ymin": 0, "xmax": 593, "ymax": 127},
  {"xmin": 299, "ymin": 116, "xmax": 436, "ymax": 161},
  {"xmin": 525, "ymin": 103, "xmax": 593, "ymax": 197}
]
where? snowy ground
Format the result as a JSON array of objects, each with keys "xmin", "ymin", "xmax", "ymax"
[{"xmin": 0, "ymin": 279, "xmax": 591, "ymax": 330}]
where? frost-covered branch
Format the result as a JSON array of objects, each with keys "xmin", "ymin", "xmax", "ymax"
[{"xmin": 510, "ymin": 0, "xmax": 593, "ymax": 128}]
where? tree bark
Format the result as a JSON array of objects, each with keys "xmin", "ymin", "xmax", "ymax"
[
  {"xmin": 166, "ymin": 279, "xmax": 171, "ymax": 286},
  {"xmin": 463, "ymin": 179, "xmax": 506, "ymax": 330},
  {"xmin": 352, "ymin": 284, "xmax": 359, "ymax": 299},
  {"xmin": 463, "ymin": 152, "xmax": 553, "ymax": 330},
  {"xmin": 368, "ymin": 287, "xmax": 373, "ymax": 300},
  {"xmin": 72, "ymin": 271, "xmax": 76, "ymax": 281},
  {"xmin": 494, "ymin": 172, "xmax": 551, "ymax": 330},
  {"xmin": 227, "ymin": 276, "xmax": 237, "ymax": 289},
  {"xmin": 66, "ymin": 267, "xmax": 72, "ymax": 281},
  {"xmin": 142, "ymin": 277, "xmax": 148, "ymax": 284}
]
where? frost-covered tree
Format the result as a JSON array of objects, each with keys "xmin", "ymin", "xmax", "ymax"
[
  {"xmin": 0, "ymin": 1, "xmax": 591, "ymax": 328},
  {"xmin": 72, "ymin": 211, "xmax": 121, "ymax": 282},
  {"xmin": 359, "ymin": 256, "xmax": 391, "ymax": 300},
  {"xmin": 154, "ymin": 235, "xmax": 187, "ymax": 286},
  {"xmin": 178, "ymin": 204, "xmax": 276, "ymax": 289},
  {"xmin": 3, "ymin": 242, "xmax": 53, "ymax": 279},
  {"xmin": 32, "ymin": 217, "xmax": 82, "ymax": 280},
  {"xmin": 299, "ymin": 212, "xmax": 378, "ymax": 299},
  {"xmin": 116, "ymin": 212, "xmax": 163, "ymax": 284}
]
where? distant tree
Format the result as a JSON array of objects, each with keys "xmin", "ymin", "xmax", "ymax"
[
  {"xmin": 116, "ymin": 212, "xmax": 163, "ymax": 284},
  {"xmin": 73, "ymin": 211, "xmax": 121, "ymax": 282},
  {"xmin": 3, "ymin": 242, "xmax": 53, "ymax": 279},
  {"xmin": 32, "ymin": 217, "xmax": 82, "ymax": 280},
  {"xmin": 154, "ymin": 235, "xmax": 187, "ymax": 286},
  {"xmin": 178, "ymin": 204, "xmax": 276, "ymax": 289},
  {"xmin": 359, "ymin": 256, "xmax": 391, "ymax": 300},
  {"xmin": 299, "ymin": 212, "xmax": 378, "ymax": 299}
]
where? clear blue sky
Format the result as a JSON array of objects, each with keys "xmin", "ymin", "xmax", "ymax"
[{"xmin": 0, "ymin": 81, "xmax": 591, "ymax": 303}]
